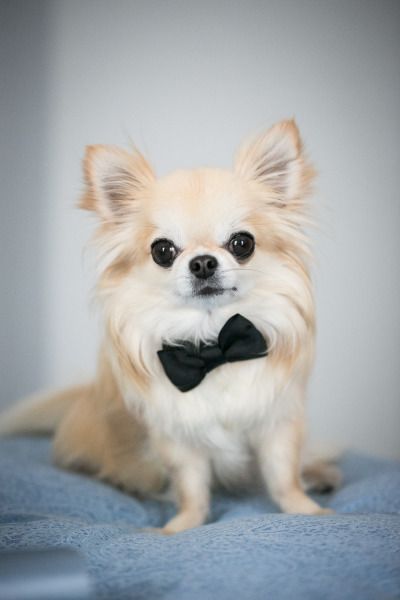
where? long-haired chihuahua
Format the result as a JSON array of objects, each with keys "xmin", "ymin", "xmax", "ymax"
[{"xmin": 0, "ymin": 119, "xmax": 340, "ymax": 533}]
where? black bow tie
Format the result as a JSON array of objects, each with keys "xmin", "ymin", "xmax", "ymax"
[{"xmin": 157, "ymin": 314, "xmax": 268, "ymax": 392}]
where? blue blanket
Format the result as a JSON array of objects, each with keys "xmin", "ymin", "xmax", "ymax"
[{"xmin": 0, "ymin": 437, "xmax": 399, "ymax": 599}]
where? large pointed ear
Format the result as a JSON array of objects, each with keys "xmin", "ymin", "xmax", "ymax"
[
  {"xmin": 80, "ymin": 145, "xmax": 155, "ymax": 221},
  {"xmin": 234, "ymin": 119, "xmax": 315, "ymax": 206}
]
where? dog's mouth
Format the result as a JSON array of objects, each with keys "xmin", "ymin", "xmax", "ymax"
[
  {"xmin": 194, "ymin": 285, "xmax": 237, "ymax": 298},
  {"xmin": 196, "ymin": 286, "xmax": 225, "ymax": 297}
]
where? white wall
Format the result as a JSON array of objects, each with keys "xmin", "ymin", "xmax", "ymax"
[{"xmin": 1, "ymin": 0, "xmax": 399, "ymax": 458}]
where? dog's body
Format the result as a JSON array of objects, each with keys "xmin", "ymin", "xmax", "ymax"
[{"xmin": 0, "ymin": 120, "xmax": 340, "ymax": 533}]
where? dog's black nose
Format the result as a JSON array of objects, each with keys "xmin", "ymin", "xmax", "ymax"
[{"xmin": 189, "ymin": 255, "xmax": 218, "ymax": 279}]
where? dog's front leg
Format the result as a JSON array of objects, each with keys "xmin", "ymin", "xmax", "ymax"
[
  {"xmin": 158, "ymin": 438, "xmax": 211, "ymax": 534},
  {"xmin": 255, "ymin": 417, "xmax": 331, "ymax": 515}
]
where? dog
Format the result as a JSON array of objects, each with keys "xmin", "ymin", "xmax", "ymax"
[{"xmin": 0, "ymin": 119, "xmax": 340, "ymax": 533}]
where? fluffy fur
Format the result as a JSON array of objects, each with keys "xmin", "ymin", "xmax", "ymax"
[{"xmin": 0, "ymin": 120, "xmax": 340, "ymax": 533}]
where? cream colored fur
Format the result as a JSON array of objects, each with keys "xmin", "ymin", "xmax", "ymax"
[{"xmin": 0, "ymin": 120, "xmax": 341, "ymax": 533}]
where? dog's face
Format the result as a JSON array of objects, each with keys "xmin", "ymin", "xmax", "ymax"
[
  {"xmin": 82, "ymin": 120, "xmax": 315, "ymax": 357},
  {"xmin": 142, "ymin": 168, "xmax": 262, "ymax": 310}
]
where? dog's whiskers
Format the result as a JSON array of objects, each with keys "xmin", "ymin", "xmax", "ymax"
[{"xmin": 220, "ymin": 267, "xmax": 268, "ymax": 277}]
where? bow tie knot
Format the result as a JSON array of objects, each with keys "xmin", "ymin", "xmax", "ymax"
[{"xmin": 158, "ymin": 314, "xmax": 268, "ymax": 392}]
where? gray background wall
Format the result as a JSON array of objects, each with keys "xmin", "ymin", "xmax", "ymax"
[{"xmin": 1, "ymin": 0, "xmax": 399, "ymax": 458}]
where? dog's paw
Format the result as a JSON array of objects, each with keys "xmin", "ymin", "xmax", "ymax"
[
  {"xmin": 137, "ymin": 525, "xmax": 182, "ymax": 535},
  {"xmin": 313, "ymin": 507, "xmax": 335, "ymax": 516}
]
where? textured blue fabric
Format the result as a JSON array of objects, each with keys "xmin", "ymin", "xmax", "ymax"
[{"xmin": 0, "ymin": 437, "xmax": 399, "ymax": 600}]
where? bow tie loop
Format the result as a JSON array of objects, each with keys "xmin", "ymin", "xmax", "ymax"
[
  {"xmin": 158, "ymin": 314, "xmax": 268, "ymax": 393},
  {"xmin": 218, "ymin": 314, "xmax": 267, "ymax": 361}
]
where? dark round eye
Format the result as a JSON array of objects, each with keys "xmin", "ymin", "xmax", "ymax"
[
  {"xmin": 151, "ymin": 238, "xmax": 178, "ymax": 268},
  {"xmin": 227, "ymin": 231, "xmax": 255, "ymax": 260}
]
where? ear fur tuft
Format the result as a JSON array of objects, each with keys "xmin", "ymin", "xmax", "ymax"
[
  {"xmin": 80, "ymin": 145, "xmax": 155, "ymax": 221},
  {"xmin": 234, "ymin": 119, "xmax": 315, "ymax": 206}
]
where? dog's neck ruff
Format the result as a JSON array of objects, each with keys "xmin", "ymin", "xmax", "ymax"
[{"xmin": 157, "ymin": 313, "xmax": 268, "ymax": 392}]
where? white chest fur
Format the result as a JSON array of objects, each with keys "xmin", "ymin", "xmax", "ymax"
[
  {"xmin": 125, "ymin": 355, "xmax": 299, "ymax": 446},
  {"xmin": 112, "ymin": 292, "xmax": 309, "ymax": 484},
  {"xmin": 122, "ymin": 355, "xmax": 304, "ymax": 488}
]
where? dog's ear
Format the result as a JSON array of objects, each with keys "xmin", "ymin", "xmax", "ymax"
[
  {"xmin": 234, "ymin": 119, "xmax": 315, "ymax": 206},
  {"xmin": 81, "ymin": 145, "xmax": 155, "ymax": 221}
]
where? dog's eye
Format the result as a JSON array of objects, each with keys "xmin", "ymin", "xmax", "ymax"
[
  {"xmin": 151, "ymin": 238, "xmax": 178, "ymax": 268},
  {"xmin": 227, "ymin": 232, "xmax": 255, "ymax": 260}
]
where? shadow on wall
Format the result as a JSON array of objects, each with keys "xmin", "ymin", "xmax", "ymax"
[{"xmin": 0, "ymin": 0, "xmax": 51, "ymax": 403}]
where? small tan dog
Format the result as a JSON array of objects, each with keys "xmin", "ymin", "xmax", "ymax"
[{"xmin": 0, "ymin": 119, "xmax": 339, "ymax": 533}]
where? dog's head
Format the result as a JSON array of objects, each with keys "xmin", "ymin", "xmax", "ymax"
[{"xmin": 82, "ymin": 120, "xmax": 315, "ymax": 380}]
